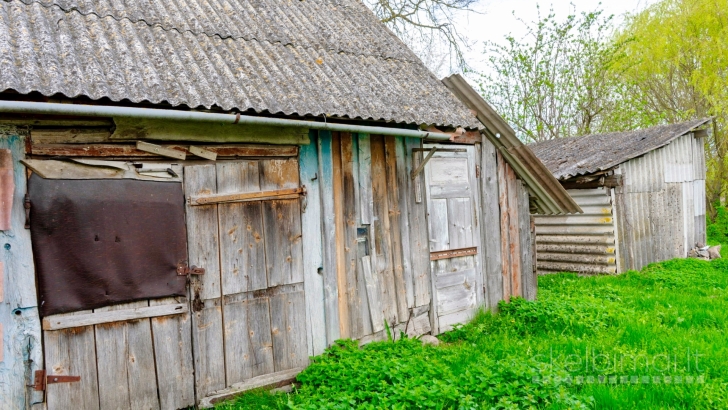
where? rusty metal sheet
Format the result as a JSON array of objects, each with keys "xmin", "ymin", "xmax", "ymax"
[{"xmin": 28, "ymin": 174, "xmax": 187, "ymax": 316}]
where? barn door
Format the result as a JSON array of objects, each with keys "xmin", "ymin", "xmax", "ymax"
[
  {"xmin": 184, "ymin": 159, "xmax": 308, "ymax": 402},
  {"xmin": 423, "ymin": 145, "xmax": 483, "ymax": 333}
]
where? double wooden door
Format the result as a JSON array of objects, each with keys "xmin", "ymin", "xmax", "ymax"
[
  {"xmin": 42, "ymin": 159, "xmax": 307, "ymax": 409},
  {"xmin": 423, "ymin": 145, "xmax": 483, "ymax": 333}
]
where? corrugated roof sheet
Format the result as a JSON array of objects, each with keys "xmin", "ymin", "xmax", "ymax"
[
  {"xmin": 530, "ymin": 119, "xmax": 711, "ymax": 180},
  {"xmin": 0, "ymin": 0, "xmax": 477, "ymax": 128}
]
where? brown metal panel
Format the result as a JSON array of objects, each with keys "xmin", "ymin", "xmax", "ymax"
[{"xmin": 29, "ymin": 175, "xmax": 187, "ymax": 316}]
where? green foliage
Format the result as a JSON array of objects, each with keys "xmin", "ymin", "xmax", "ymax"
[{"xmin": 707, "ymin": 205, "xmax": 728, "ymax": 245}]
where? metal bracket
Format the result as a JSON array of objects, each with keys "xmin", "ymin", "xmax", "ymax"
[
  {"xmin": 33, "ymin": 370, "xmax": 81, "ymax": 391},
  {"xmin": 177, "ymin": 262, "xmax": 205, "ymax": 276},
  {"xmin": 410, "ymin": 147, "xmax": 438, "ymax": 180},
  {"xmin": 24, "ymin": 194, "xmax": 31, "ymax": 229}
]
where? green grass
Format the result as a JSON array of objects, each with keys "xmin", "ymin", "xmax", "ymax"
[{"xmin": 216, "ymin": 214, "xmax": 728, "ymax": 409}]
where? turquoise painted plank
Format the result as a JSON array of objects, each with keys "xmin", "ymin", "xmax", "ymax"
[{"xmin": 299, "ymin": 131, "xmax": 327, "ymax": 355}]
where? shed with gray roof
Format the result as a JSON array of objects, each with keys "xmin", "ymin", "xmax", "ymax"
[{"xmin": 530, "ymin": 119, "xmax": 711, "ymax": 275}]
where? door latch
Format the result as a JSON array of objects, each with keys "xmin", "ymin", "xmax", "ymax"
[
  {"xmin": 177, "ymin": 262, "xmax": 205, "ymax": 276},
  {"xmin": 33, "ymin": 370, "xmax": 81, "ymax": 391}
]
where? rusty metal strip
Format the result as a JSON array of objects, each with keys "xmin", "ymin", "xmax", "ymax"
[
  {"xmin": 34, "ymin": 370, "xmax": 81, "ymax": 391},
  {"xmin": 429, "ymin": 246, "xmax": 478, "ymax": 261},
  {"xmin": 190, "ymin": 186, "xmax": 305, "ymax": 206}
]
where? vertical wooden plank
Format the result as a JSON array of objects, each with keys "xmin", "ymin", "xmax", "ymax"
[
  {"xmin": 45, "ymin": 324, "xmax": 100, "ymax": 410},
  {"xmin": 0, "ymin": 132, "xmax": 44, "ymax": 408},
  {"xmin": 299, "ymin": 132, "xmax": 327, "ymax": 355},
  {"xmin": 405, "ymin": 138, "xmax": 432, "ymax": 308},
  {"xmin": 357, "ymin": 134, "xmax": 374, "ymax": 225},
  {"xmin": 352, "ymin": 136, "xmax": 373, "ymax": 337},
  {"xmin": 361, "ymin": 256, "xmax": 384, "ymax": 333},
  {"xmin": 518, "ymin": 185, "xmax": 536, "ymax": 301},
  {"xmin": 150, "ymin": 298, "xmax": 195, "ymax": 410},
  {"xmin": 270, "ymin": 288, "xmax": 308, "ymax": 372},
  {"xmin": 384, "ymin": 137, "xmax": 409, "ymax": 321},
  {"xmin": 446, "ymin": 198, "xmax": 474, "ymax": 248},
  {"xmin": 217, "ymin": 161, "xmax": 267, "ymax": 294},
  {"xmin": 95, "ymin": 301, "xmax": 159, "ymax": 410},
  {"xmin": 496, "ymin": 152, "xmax": 512, "ymax": 301},
  {"xmin": 223, "ymin": 293, "xmax": 273, "ymax": 385},
  {"xmin": 428, "ymin": 199, "xmax": 450, "ymax": 252},
  {"xmin": 184, "ymin": 165, "xmax": 225, "ymax": 398},
  {"xmin": 260, "ymin": 159, "xmax": 303, "ymax": 287},
  {"xmin": 370, "ymin": 135, "xmax": 399, "ymax": 325},
  {"xmin": 506, "ymin": 166, "xmax": 522, "ymax": 297},
  {"xmin": 331, "ymin": 135, "xmax": 350, "ymax": 339},
  {"xmin": 0, "ymin": 149, "xmax": 13, "ymax": 231},
  {"xmin": 0, "ymin": 261, "xmax": 3, "ymax": 304},
  {"xmin": 479, "ymin": 140, "xmax": 502, "ymax": 308},
  {"xmin": 341, "ymin": 134, "xmax": 363, "ymax": 338},
  {"xmin": 395, "ymin": 137, "xmax": 415, "ymax": 309},
  {"xmin": 317, "ymin": 132, "xmax": 341, "ymax": 344}
]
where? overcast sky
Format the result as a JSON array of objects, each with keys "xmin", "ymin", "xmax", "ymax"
[{"xmin": 454, "ymin": 0, "xmax": 658, "ymax": 74}]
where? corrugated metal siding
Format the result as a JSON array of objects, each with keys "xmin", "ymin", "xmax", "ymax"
[
  {"xmin": 615, "ymin": 133, "xmax": 707, "ymax": 271},
  {"xmin": 534, "ymin": 188, "xmax": 618, "ymax": 274},
  {"xmin": 0, "ymin": 0, "xmax": 477, "ymax": 128}
]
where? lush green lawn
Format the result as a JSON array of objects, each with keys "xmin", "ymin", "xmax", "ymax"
[{"xmin": 219, "ymin": 230, "xmax": 728, "ymax": 409}]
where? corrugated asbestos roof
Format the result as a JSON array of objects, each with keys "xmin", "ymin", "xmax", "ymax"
[
  {"xmin": 0, "ymin": 0, "xmax": 477, "ymax": 128},
  {"xmin": 530, "ymin": 119, "xmax": 711, "ymax": 180},
  {"xmin": 442, "ymin": 74, "xmax": 582, "ymax": 215}
]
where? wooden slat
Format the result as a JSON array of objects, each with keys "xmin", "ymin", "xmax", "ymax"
[
  {"xmin": 0, "ymin": 149, "xmax": 13, "ymax": 231},
  {"xmin": 384, "ymin": 137, "xmax": 409, "ymax": 322},
  {"xmin": 198, "ymin": 367, "xmax": 304, "ymax": 409},
  {"xmin": 184, "ymin": 164, "xmax": 225, "ymax": 398},
  {"xmin": 316, "ymin": 132, "xmax": 341, "ymax": 344},
  {"xmin": 42, "ymin": 303, "xmax": 188, "ymax": 330},
  {"xmin": 216, "ymin": 161, "xmax": 266, "ymax": 295},
  {"xmin": 405, "ymin": 138, "xmax": 431, "ymax": 308},
  {"xmin": 430, "ymin": 247, "xmax": 478, "ymax": 261},
  {"xmin": 428, "ymin": 198, "xmax": 449, "ymax": 252},
  {"xmin": 506, "ymin": 162, "xmax": 522, "ymax": 298},
  {"xmin": 357, "ymin": 134, "xmax": 374, "ymax": 225},
  {"xmin": 341, "ymin": 134, "xmax": 362, "ymax": 338},
  {"xmin": 136, "ymin": 141, "xmax": 186, "ymax": 160},
  {"xmin": 260, "ymin": 156, "xmax": 304, "ymax": 288},
  {"xmin": 298, "ymin": 133, "xmax": 327, "ymax": 355},
  {"xmin": 518, "ymin": 184, "xmax": 536, "ymax": 300},
  {"xmin": 496, "ymin": 152, "xmax": 512, "ymax": 301},
  {"xmin": 30, "ymin": 127, "xmax": 111, "ymax": 144},
  {"xmin": 31, "ymin": 143, "xmax": 298, "ymax": 158},
  {"xmin": 94, "ymin": 301, "xmax": 160, "ymax": 410},
  {"xmin": 223, "ymin": 293, "xmax": 273, "ymax": 385},
  {"xmin": 44, "ymin": 323, "xmax": 100, "ymax": 410},
  {"xmin": 189, "ymin": 145, "xmax": 218, "ymax": 161},
  {"xmin": 270, "ymin": 289, "xmax": 308, "ymax": 372},
  {"xmin": 361, "ymin": 256, "xmax": 384, "ymax": 332},
  {"xmin": 150, "ymin": 298, "xmax": 195, "ymax": 410},
  {"xmin": 394, "ymin": 138, "xmax": 415, "ymax": 309},
  {"xmin": 351, "ymin": 136, "xmax": 373, "ymax": 337},
  {"xmin": 190, "ymin": 187, "xmax": 303, "ymax": 206},
  {"xmin": 331, "ymin": 135, "xmax": 350, "ymax": 338},
  {"xmin": 0, "ymin": 261, "xmax": 3, "ymax": 303},
  {"xmin": 370, "ymin": 135, "xmax": 398, "ymax": 326}
]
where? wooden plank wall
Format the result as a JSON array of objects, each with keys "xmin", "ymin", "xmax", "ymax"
[
  {"xmin": 317, "ymin": 132, "xmax": 432, "ymax": 344},
  {"xmin": 494, "ymin": 150, "xmax": 536, "ymax": 303},
  {"xmin": 0, "ymin": 128, "xmax": 44, "ymax": 410}
]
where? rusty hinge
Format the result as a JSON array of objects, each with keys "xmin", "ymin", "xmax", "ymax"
[
  {"xmin": 177, "ymin": 262, "xmax": 205, "ymax": 276},
  {"xmin": 33, "ymin": 370, "xmax": 81, "ymax": 391}
]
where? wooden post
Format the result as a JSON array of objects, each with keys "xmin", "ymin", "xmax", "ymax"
[{"xmin": 0, "ymin": 149, "xmax": 13, "ymax": 231}]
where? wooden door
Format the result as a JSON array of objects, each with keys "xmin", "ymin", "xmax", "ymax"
[
  {"xmin": 184, "ymin": 159, "xmax": 308, "ymax": 402},
  {"xmin": 423, "ymin": 145, "xmax": 483, "ymax": 333}
]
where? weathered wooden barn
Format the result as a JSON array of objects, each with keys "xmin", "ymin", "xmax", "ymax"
[
  {"xmin": 0, "ymin": 0, "xmax": 578, "ymax": 408},
  {"xmin": 531, "ymin": 119, "xmax": 711, "ymax": 274}
]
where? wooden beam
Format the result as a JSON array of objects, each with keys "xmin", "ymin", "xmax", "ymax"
[
  {"xmin": 331, "ymin": 134, "xmax": 350, "ymax": 339},
  {"xmin": 429, "ymin": 247, "xmax": 478, "ymax": 261},
  {"xmin": 560, "ymin": 175, "xmax": 623, "ymax": 190},
  {"xmin": 189, "ymin": 146, "xmax": 217, "ymax": 161},
  {"xmin": 42, "ymin": 303, "xmax": 188, "ymax": 331},
  {"xmin": 189, "ymin": 187, "xmax": 304, "ymax": 206},
  {"xmin": 410, "ymin": 147, "xmax": 438, "ymax": 180},
  {"xmin": 136, "ymin": 141, "xmax": 187, "ymax": 160},
  {"xmin": 31, "ymin": 143, "xmax": 298, "ymax": 158}
]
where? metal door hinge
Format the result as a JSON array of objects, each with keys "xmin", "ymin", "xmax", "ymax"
[
  {"xmin": 33, "ymin": 370, "xmax": 81, "ymax": 391},
  {"xmin": 177, "ymin": 262, "xmax": 205, "ymax": 276}
]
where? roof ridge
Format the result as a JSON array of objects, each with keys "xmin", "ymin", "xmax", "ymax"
[{"xmin": 13, "ymin": 0, "xmax": 420, "ymax": 64}]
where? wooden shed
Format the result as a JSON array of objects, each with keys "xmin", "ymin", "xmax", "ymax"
[
  {"xmin": 531, "ymin": 119, "xmax": 711, "ymax": 274},
  {"xmin": 0, "ymin": 1, "xmax": 578, "ymax": 408}
]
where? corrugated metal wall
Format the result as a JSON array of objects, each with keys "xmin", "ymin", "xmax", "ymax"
[
  {"xmin": 534, "ymin": 188, "xmax": 618, "ymax": 274},
  {"xmin": 614, "ymin": 132, "xmax": 707, "ymax": 271}
]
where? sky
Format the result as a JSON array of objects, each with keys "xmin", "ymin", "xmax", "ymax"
[{"xmin": 447, "ymin": 0, "xmax": 659, "ymax": 76}]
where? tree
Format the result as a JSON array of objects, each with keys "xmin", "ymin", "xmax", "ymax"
[
  {"xmin": 476, "ymin": 7, "xmax": 631, "ymax": 143},
  {"xmin": 364, "ymin": 0, "xmax": 479, "ymax": 74},
  {"xmin": 613, "ymin": 0, "xmax": 728, "ymax": 214}
]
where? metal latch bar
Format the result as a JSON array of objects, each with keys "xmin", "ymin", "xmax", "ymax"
[
  {"xmin": 177, "ymin": 262, "xmax": 205, "ymax": 276},
  {"xmin": 33, "ymin": 370, "xmax": 81, "ymax": 391}
]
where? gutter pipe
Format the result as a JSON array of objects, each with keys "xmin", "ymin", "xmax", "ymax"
[{"xmin": 0, "ymin": 100, "xmax": 454, "ymax": 141}]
